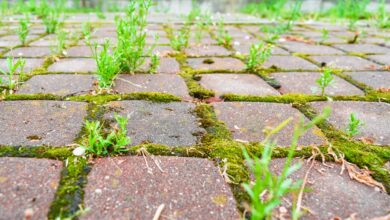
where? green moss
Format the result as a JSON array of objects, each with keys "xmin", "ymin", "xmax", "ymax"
[
  {"xmin": 48, "ymin": 156, "xmax": 90, "ymax": 219},
  {"xmin": 0, "ymin": 146, "xmax": 72, "ymax": 159},
  {"xmin": 68, "ymin": 92, "xmax": 181, "ymax": 104},
  {"xmin": 5, "ymin": 94, "xmax": 62, "ymax": 100},
  {"xmin": 179, "ymin": 71, "xmax": 215, "ymax": 99},
  {"xmin": 194, "ymin": 103, "xmax": 232, "ymax": 140},
  {"xmin": 222, "ymin": 93, "xmax": 327, "ymax": 103},
  {"xmin": 297, "ymin": 103, "xmax": 390, "ymax": 192}
]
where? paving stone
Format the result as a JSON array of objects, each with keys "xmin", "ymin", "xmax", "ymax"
[
  {"xmin": 280, "ymin": 41, "xmax": 344, "ymax": 55},
  {"xmin": 114, "ymin": 74, "xmax": 190, "ymax": 98},
  {"xmin": 310, "ymin": 55, "xmax": 381, "ymax": 71},
  {"xmin": 47, "ymin": 58, "xmax": 97, "ymax": 73},
  {"xmin": 0, "ymin": 101, "xmax": 87, "ymax": 146},
  {"xmin": 17, "ymin": 74, "xmax": 95, "ymax": 96},
  {"xmin": 347, "ymin": 71, "xmax": 390, "ymax": 89},
  {"xmin": 138, "ymin": 57, "xmax": 180, "ymax": 74},
  {"xmin": 333, "ymin": 44, "xmax": 390, "ymax": 54},
  {"xmin": 146, "ymin": 36, "xmax": 170, "ymax": 44},
  {"xmin": 367, "ymin": 54, "xmax": 390, "ymax": 65},
  {"xmin": 151, "ymin": 45, "xmax": 175, "ymax": 55},
  {"xmin": 105, "ymin": 101, "xmax": 205, "ymax": 146},
  {"xmin": 188, "ymin": 34, "xmax": 217, "ymax": 45},
  {"xmin": 29, "ymin": 39, "xmax": 72, "ymax": 47},
  {"xmin": 82, "ymin": 156, "xmax": 239, "ymax": 220},
  {"xmin": 0, "ymin": 40, "xmax": 21, "ymax": 47},
  {"xmin": 233, "ymin": 43, "xmax": 289, "ymax": 55},
  {"xmin": 6, "ymin": 46, "xmax": 52, "ymax": 58},
  {"xmin": 199, "ymin": 73, "xmax": 280, "ymax": 96},
  {"xmin": 263, "ymin": 56, "xmax": 318, "ymax": 70},
  {"xmin": 212, "ymin": 102, "xmax": 326, "ymax": 146},
  {"xmin": 0, "ymin": 58, "xmax": 44, "ymax": 73},
  {"xmin": 187, "ymin": 57, "xmax": 246, "ymax": 71},
  {"xmin": 310, "ymin": 101, "xmax": 390, "ymax": 145},
  {"xmin": 268, "ymin": 158, "xmax": 390, "ymax": 219},
  {"xmin": 1, "ymin": 34, "xmax": 40, "ymax": 41},
  {"xmin": 185, "ymin": 45, "xmax": 231, "ymax": 57},
  {"xmin": 65, "ymin": 46, "xmax": 93, "ymax": 57},
  {"xmin": 0, "ymin": 157, "xmax": 63, "ymax": 220},
  {"xmin": 272, "ymin": 72, "xmax": 364, "ymax": 96}
]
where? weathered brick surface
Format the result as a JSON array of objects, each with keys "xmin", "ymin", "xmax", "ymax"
[
  {"xmin": 310, "ymin": 55, "xmax": 381, "ymax": 71},
  {"xmin": 344, "ymin": 71, "xmax": 390, "ymax": 90},
  {"xmin": 6, "ymin": 46, "xmax": 52, "ymax": 58},
  {"xmin": 82, "ymin": 156, "xmax": 240, "ymax": 220},
  {"xmin": 272, "ymin": 71, "xmax": 364, "ymax": 96},
  {"xmin": 263, "ymin": 56, "xmax": 318, "ymax": 70},
  {"xmin": 105, "ymin": 101, "xmax": 205, "ymax": 146},
  {"xmin": 17, "ymin": 74, "xmax": 95, "ymax": 96},
  {"xmin": 0, "ymin": 157, "xmax": 63, "ymax": 220},
  {"xmin": 213, "ymin": 102, "xmax": 326, "ymax": 146},
  {"xmin": 310, "ymin": 101, "xmax": 390, "ymax": 145},
  {"xmin": 48, "ymin": 58, "xmax": 97, "ymax": 73},
  {"xmin": 114, "ymin": 74, "xmax": 190, "ymax": 98},
  {"xmin": 199, "ymin": 73, "xmax": 280, "ymax": 96},
  {"xmin": 0, "ymin": 101, "xmax": 87, "ymax": 146},
  {"xmin": 187, "ymin": 57, "xmax": 246, "ymax": 71},
  {"xmin": 185, "ymin": 45, "xmax": 231, "ymax": 57}
]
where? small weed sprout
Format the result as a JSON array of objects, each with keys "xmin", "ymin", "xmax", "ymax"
[
  {"xmin": 82, "ymin": 22, "xmax": 92, "ymax": 45},
  {"xmin": 346, "ymin": 113, "xmax": 364, "ymax": 137},
  {"xmin": 92, "ymin": 40, "xmax": 120, "ymax": 89},
  {"xmin": 115, "ymin": 0, "xmax": 154, "ymax": 73},
  {"xmin": 316, "ymin": 68, "xmax": 334, "ymax": 96},
  {"xmin": 17, "ymin": 14, "xmax": 30, "ymax": 45},
  {"xmin": 193, "ymin": 13, "xmax": 212, "ymax": 44},
  {"xmin": 55, "ymin": 30, "xmax": 67, "ymax": 55},
  {"xmin": 246, "ymin": 42, "xmax": 272, "ymax": 70},
  {"xmin": 150, "ymin": 53, "xmax": 160, "ymax": 74},
  {"xmin": 243, "ymin": 107, "xmax": 331, "ymax": 220},
  {"xmin": 170, "ymin": 28, "xmax": 190, "ymax": 51},
  {"xmin": 0, "ymin": 57, "xmax": 25, "ymax": 92},
  {"xmin": 321, "ymin": 28, "xmax": 329, "ymax": 42},
  {"xmin": 216, "ymin": 19, "xmax": 232, "ymax": 48},
  {"xmin": 377, "ymin": 0, "xmax": 390, "ymax": 28},
  {"xmin": 42, "ymin": 8, "xmax": 62, "ymax": 34},
  {"xmin": 75, "ymin": 113, "xmax": 131, "ymax": 157}
]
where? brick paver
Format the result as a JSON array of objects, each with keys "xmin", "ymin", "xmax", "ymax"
[
  {"xmin": 0, "ymin": 157, "xmax": 63, "ymax": 220},
  {"xmin": 82, "ymin": 156, "xmax": 240, "ymax": 219},
  {"xmin": 0, "ymin": 101, "xmax": 87, "ymax": 146}
]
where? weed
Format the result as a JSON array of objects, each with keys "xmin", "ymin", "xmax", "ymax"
[
  {"xmin": 193, "ymin": 13, "xmax": 212, "ymax": 44},
  {"xmin": 186, "ymin": 0, "xmax": 202, "ymax": 23},
  {"xmin": 329, "ymin": 0, "xmax": 371, "ymax": 30},
  {"xmin": 74, "ymin": 113, "xmax": 131, "ymax": 157},
  {"xmin": 150, "ymin": 53, "xmax": 160, "ymax": 74},
  {"xmin": 0, "ymin": 57, "xmax": 25, "ymax": 92},
  {"xmin": 246, "ymin": 43, "xmax": 272, "ymax": 71},
  {"xmin": 170, "ymin": 28, "xmax": 190, "ymax": 51},
  {"xmin": 216, "ymin": 19, "xmax": 233, "ymax": 48},
  {"xmin": 92, "ymin": 40, "xmax": 120, "ymax": 89},
  {"xmin": 315, "ymin": 68, "xmax": 334, "ymax": 96},
  {"xmin": 377, "ymin": 0, "xmax": 390, "ymax": 28},
  {"xmin": 115, "ymin": 0, "xmax": 153, "ymax": 73},
  {"xmin": 17, "ymin": 14, "xmax": 30, "ymax": 45},
  {"xmin": 321, "ymin": 28, "xmax": 329, "ymax": 43},
  {"xmin": 55, "ymin": 30, "xmax": 67, "ymax": 55},
  {"xmin": 346, "ymin": 113, "xmax": 364, "ymax": 137},
  {"xmin": 243, "ymin": 107, "xmax": 331, "ymax": 220},
  {"xmin": 240, "ymin": 0, "xmax": 287, "ymax": 19},
  {"xmin": 42, "ymin": 8, "xmax": 62, "ymax": 34},
  {"xmin": 82, "ymin": 22, "xmax": 92, "ymax": 44},
  {"xmin": 284, "ymin": 0, "xmax": 303, "ymax": 31},
  {"xmin": 96, "ymin": 11, "xmax": 106, "ymax": 19}
]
